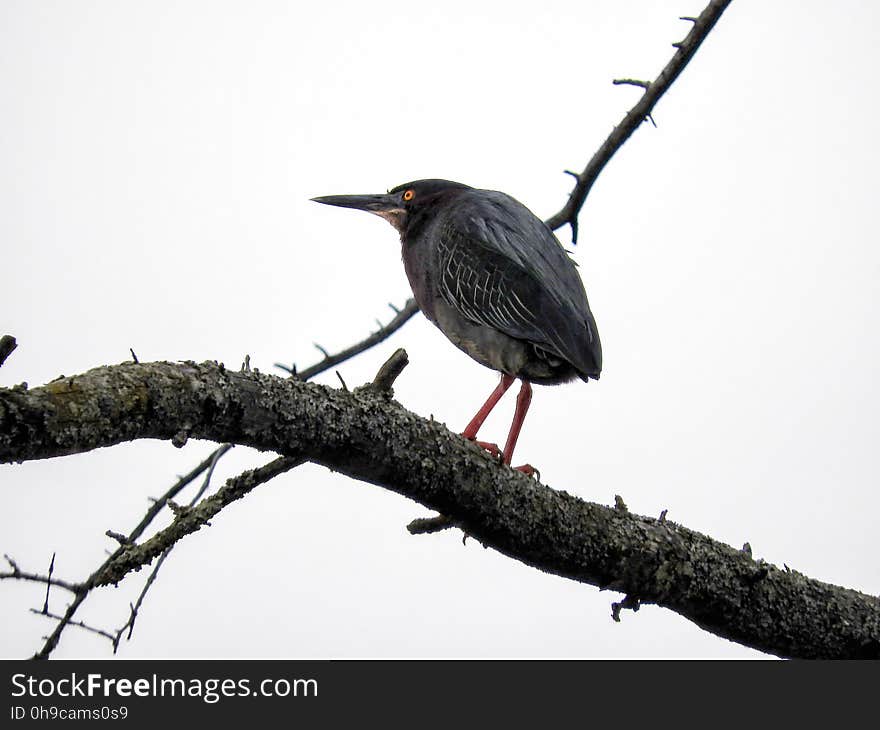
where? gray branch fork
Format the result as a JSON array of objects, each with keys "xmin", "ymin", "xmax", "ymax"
[{"xmin": 1, "ymin": 357, "xmax": 878, "ymax": 659}]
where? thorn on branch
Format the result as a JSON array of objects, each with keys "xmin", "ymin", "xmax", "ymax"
[
  {"xmin": 277, "ymin": 363, "xmax": 297, "ymax": 377},
  {"xmin": 672, "ymin": 41, "xmax": 683, "ymax": 49},
  {"xmin": 241, "ymin": 354, "xmax": 251, "ymax": 373},
  {"xmin": 0, "ymin": 335, "xmax": 18, "ymax": 369},
  {"xmin": 659, "ymin": 509, "xmax": 668, "ymax": 523},
  {"xmin": 129, "ymin": 348, "xmax": 139, "ymax": 364},
  {"xmin": 4, "ymin": 553, "xmax": 20, "ymax": 575},
  {"xmin": 611, "ymin": 594, "xmax": 641, "ymax": 622},
  {"xmin": 368, "ymin": 348, "xmax": 409, "ymax": 394},
  {"xmin": 741, "ymin": 542, "xmax": 752, "ymax": 557},
  {"xmin": 388, "ymin": 302, "xmax": 400, "ymax": 314},
  {"xmin": 680, "ymin": 16, "xmax": 698, "ymax": 22},
  {"xmin": 335, "ymin": 370, "xmax": 348, "ymax": 391},
  {"xmin": 407, "ymin": 514, "xmax": 457, "ymax": 535},
  {"xmin": 314, "ymin": 343, "xmax": 330, "ymax": 359},
  {"xmin": 42, "ymin": 553, "xmax": 56, "ymax": 614},
  {"xmin": 106, "ymin": 530, "xmax": 133, "ymax": 546}
]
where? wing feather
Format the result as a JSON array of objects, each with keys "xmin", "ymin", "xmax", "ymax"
[{"xmin": 434, "ymin": 189, "xmax": 601, "ymax": 377}]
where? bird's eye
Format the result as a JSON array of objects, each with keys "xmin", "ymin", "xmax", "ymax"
[{"xmin": 403, "ymin": 189, "xmax": 415, "ymax": 202}]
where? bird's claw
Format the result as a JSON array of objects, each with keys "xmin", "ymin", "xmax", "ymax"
[
  {"xmin": 473, "ymin": 440, "xmax": 503, "ymax": 459},
  {"xmin": 514, "ymin": 464, "xmax": 540, "ymax": 480}
]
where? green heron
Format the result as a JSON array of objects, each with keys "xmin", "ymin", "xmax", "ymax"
[{"xmin": 312, "ymin": 179, "xmax": 601, "ymax": 473}]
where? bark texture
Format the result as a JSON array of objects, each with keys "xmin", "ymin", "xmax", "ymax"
[{"xmin": 1, "ymin": 359, "xmax": 878, "ymax": 659}]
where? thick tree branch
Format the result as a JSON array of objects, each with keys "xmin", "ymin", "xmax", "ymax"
[
  {"xmin": 545, "ymin": 0, "xmax": 733, "ymax": 239},
  {"xmin": 1, "ymin": 359, "xmax": 878, "ymax": 659}
]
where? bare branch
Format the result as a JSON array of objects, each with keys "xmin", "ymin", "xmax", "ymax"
[
  {"xmin": 129, "ymin": 444, "xmax": 234, "ymax": 543},
  {"xmin": 2, "ymin": 358, "xmax": 878, "ymax": 659},
  {"xmin": 41, "ymin": 552, "xmax": 55, "ymax": 613},
  {"xmin": 1, "ymin": 554, "xmax": 82, "ymax": 594},
  {"xmin": 95, "ymin": 454, "xmax": 304, "ymax": 587},
  {"xmin": 16, "ymin": 294, "xmax": 416, "ymax": 656},
  {"xmin": 275, "ymin": 298, "xmax": 420, "ymax": 380},
  {"xmin": 108, "ymin": 439, "xmax": 233, "ymax": 648},
  {"xmin": 23, "ymin": 443, "xmax": 234, "ymax": 659},
  {"xmin": 545, "ymin": 0, "xmax": 733, "ymax": 240},
  {"xmin": 30, "ymin": 608, "xmax": 119, "ymax": 648}
]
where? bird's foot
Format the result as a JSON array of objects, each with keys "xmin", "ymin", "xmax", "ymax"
[
  {"xmin": 513, "ymin": 464, "xmax": 540, "ymax": 480},
  {"xmin": 473, "ymin": 440, "xmax": 503, "ymax": 459}
]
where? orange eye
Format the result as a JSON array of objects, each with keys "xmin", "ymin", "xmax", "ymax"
[{"xmin": 402, "ymin": 189, "xmax": 415, "ymax": 202}]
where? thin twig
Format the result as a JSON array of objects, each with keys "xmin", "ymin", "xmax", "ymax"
[
  {"xmin": 30, "ymin": 608, "xmax": 119, "ymax": 647},
  {"xmin": 544, "ymin": 0, "xmax": 733, "ymax": 241},
  {"xmin": 118, "ymin": 551, "xmax": 170, "ymax": 648},
  {"xmin": 94, "ymin": 455, "xmax": 306, "ymax": 588},
  {"xmin": 128, "ymin": 444, "xmax": 234, "ymax": 544},
  {"xmin": 27, "ymin": 295, "xmax": 414, "ymax": 656},
  {"xmin": 275, "ymin": 298, "xmax": 420, "ymax": 380},
  {"xmin": 111, "ymin": 440, "xmax": 230, "ymax": 647},
  {"xmin": 30, "ymin": 443, "xmax": 234, "ymax": 659},
  {"xmin": 41, "ymin": 553, "xmax": 55, "ymax": 613},
  {"xmin": 1, "ymin": 554, "xmax": 82, "ymax": 594}
]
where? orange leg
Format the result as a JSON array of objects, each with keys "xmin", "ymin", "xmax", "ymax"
[
  {"xmin": 502, "ymin": 380, "xmax": 532, "ymax": 466},
  {"xmin": 461, "ymin": 374, "xmax": 514, "ymax": 441}
]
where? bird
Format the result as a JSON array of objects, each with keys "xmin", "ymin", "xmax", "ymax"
[{"xmin": 312, "ymin": 179, "xmax": 601, "ymax": 474}]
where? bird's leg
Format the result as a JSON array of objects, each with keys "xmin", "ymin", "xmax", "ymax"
[
  {"xmin": 502, "ymin": 380, "xmax": 534, "ymax": 474},
  {"xmin": 461, "ymin": 373, "xmax": 515, "ymax": 442}
]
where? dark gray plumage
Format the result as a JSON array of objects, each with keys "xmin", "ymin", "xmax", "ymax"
[{"xmin": 312, "ymin": 178, "xmax": 602, "ymax": 470}]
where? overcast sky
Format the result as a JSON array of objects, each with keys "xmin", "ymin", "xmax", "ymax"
[{"xmin": 2, "ymin": 0, "xmax": 878, "ymax": 658}]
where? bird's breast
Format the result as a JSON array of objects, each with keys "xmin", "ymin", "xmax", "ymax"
[{"xmin": 400, "ymin": 234, "xmax": 442, "ymax": 323}]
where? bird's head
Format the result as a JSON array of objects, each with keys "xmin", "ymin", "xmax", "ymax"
[{"xmin": 311, "ymin": 179, "xmax": 471, "ymax": 234}]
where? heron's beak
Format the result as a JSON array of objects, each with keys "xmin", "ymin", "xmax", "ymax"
[{"xmin": 311, "ymin": 192, "xmax": 406, "ymax": 231}]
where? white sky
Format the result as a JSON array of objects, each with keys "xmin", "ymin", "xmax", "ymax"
[{"xmin": 1, "ymin": 0, "xmax": 878, "ymax": 659}]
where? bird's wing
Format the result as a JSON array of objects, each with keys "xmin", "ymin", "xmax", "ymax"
[{"xmin": 435, "ymin": 190, "xmax": 601, "ymax": 376}]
